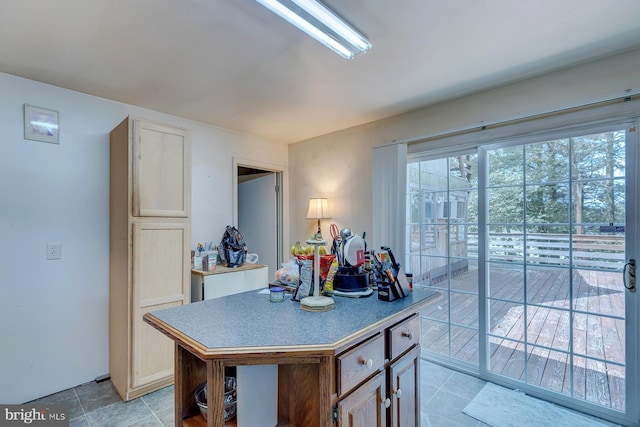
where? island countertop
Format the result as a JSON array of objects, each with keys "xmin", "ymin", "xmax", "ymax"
[{"xmin": 143, "ymin": 287, "xmax": 440, "ymax": 357}]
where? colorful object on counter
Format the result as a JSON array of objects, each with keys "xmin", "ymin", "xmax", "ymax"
[
  {"xmin": 294, "ymin": 254, "xmax": 336, "ymax": 289},
  {"xmin": 196, "ymin": 242, "xmax": 204, "ymax": 254},
  {"xmin": 202, "ymin": 252, "xmax": 217, "ymax": 271},
  {"xmin": 324, "ymin": 257, "xmax": 340, "ymax": 292},
  {"xmin": 218, "ymin": 225, "xmax": 248, "ymax": 268},
  {"xmin": 406, "ymin": 273, "xmax": 413, "ymax": 291},
  {"xmin": 291, "ymin": 241, "xmax": 313, "ymax": 256},
  {"xmin": 291, "ymin": 240, "xmax": 329, "ymax": 257},
  {"xmin": 270, "ymin": 286, "xmax": 286, "ymax": 302}
]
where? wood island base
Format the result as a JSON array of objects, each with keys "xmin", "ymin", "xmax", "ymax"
[{"xmin": 144, "ymin": 287, "xmax": 440, "ymax": 427}]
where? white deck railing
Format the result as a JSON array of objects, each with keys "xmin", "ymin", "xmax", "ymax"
[{"xmin": 467, "ymin": 232, "xmax": 624, "ymax": 269}]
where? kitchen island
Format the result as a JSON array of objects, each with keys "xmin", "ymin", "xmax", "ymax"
[{"xmin": 143, "ymin": 287, "xmax": 440, "ymax": 427}]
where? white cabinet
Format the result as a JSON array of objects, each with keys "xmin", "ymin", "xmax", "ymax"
[
  {"xmin": 109, "ymin": 116, "xmax": 191, "ymax": 401},
  {"xmin": 191, "ymin": 264, "xmax": 269, "ymax": 301},
  {"xmin": 131, "ymin": 120, "xmax": 189, "ymax": 218}
]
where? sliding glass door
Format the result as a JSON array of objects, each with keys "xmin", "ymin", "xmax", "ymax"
[
  {"xmin": 411, "ymin": 123, "xmax": 637, "ymax": 423},
  {"xmin": 484, "ymin": 127, "xmax": 632, "ymax": 414},
  {"xmin": 408, "ymin": 153, "xmax": 480, "ymax": 366}
]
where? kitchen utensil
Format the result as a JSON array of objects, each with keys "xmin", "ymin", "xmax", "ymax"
[
  {"xmin": 330, "ymin": 223, "xmax": 339, "ymax": 241},
  {"xmin": 343, "ymin": 235, "xmax": 365, "ymax": 267},
  {"xmin": 330, "ymin": 223, "xmax": 341, "ymax": 264},
  {"xmin": 332, "ymin": 266, "xmax": 369, "ymax": 292},
  {"xmin": 339, "ymin": 228, "xmax": 352, "ymax": 240},
  {"xmin": 338, "ymin": 228, "xmax": 353, "ymax": 266},
  {"xmin": 194, "ymin": 377, "xmax": 237, "ymax": 422}
]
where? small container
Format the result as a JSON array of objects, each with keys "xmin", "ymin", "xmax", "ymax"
[
  {"xmin": 406, "ymin": 273, "xmax": 413, "ymax": 291},
  {"xmin": 270, "ymin": 286, "xmax": 285, "ymax": 302}
]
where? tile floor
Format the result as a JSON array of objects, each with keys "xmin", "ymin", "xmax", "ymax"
[
  {"xmin": 29, "ymin": 380, "xmax": 174, "ymax": 427},
  {"xmin": 29, "ymin": 360, "xmax": 620, "ymax": 427}
]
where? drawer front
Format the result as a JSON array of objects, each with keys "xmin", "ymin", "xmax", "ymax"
[
  {"xmin": 337, "ymin": 334, "xmax": 385, "ymax": 397},
  {"xmin": 388, "ymin": 314, "xmax": 420, "ymax": 361}
]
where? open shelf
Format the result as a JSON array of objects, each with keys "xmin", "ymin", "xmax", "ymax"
[
  {"xmin": 181, "ymin": 415, "xmax": 293, "ymax": 427},
  {"xmin": 182, "ymin": 414, "xmax": 237, "ymax": 427}
]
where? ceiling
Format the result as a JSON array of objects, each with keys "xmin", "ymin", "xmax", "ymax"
[{"xmin": 1, "ymin": 1, "xmax": 640, "ymax": 144}]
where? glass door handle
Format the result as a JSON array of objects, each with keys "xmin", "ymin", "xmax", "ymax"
[{"xmin": 624, "ymin": 259, "xmax": 636, "ymax": 291}]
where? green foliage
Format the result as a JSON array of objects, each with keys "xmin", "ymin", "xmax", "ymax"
[{"xmin": 483, "ymin": 130, "xmax": 625, "ymax": 233}]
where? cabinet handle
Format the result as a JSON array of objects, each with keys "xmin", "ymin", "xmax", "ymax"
[
  {"xmin": 360, "ymin": 358, "xmax": 374, "ymax": 369},
  {"xmin": 384, "ymin": 398, "xmax": 391, "ymax": 408},
  {"xmin": 393, "ymin": 388, "xmax": 402, "ymax": 398},
  {"xmin": 401, "ymin": 332, "xmax": 413, "ymax": 340}
]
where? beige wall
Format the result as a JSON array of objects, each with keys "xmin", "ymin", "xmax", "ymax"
[{"xmin": 287, "ymin": 47, "xmax": 640, "ymax": 249}]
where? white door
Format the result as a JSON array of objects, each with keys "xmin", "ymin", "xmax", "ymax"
[{"xmin": 238, "ymin": 172, "xmax": 278, "ymax": 276}]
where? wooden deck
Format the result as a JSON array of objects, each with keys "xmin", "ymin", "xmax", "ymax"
[{"xmin": 420, "ymin": 263, "xmax": 626, "ymax": 411}]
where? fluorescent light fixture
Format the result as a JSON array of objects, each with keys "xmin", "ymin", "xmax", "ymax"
[{"xmin": 256, "ymin": 0, "xmax": 372, "ymax": 59}]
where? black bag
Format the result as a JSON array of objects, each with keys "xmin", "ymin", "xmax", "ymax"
[{"xmin": 218, "ymin": 225, "xmax": 248, "ymax": 267}]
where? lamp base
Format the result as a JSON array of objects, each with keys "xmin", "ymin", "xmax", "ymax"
[{"xmin": 300, "ymin": 295, "xmax": 335, "ymax": 312}]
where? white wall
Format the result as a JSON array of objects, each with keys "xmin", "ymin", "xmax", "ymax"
[
  {"xmin": 0, "ymin": 72, "xmax": 287, "ymax": 403},
  {"xmin": 288, "ymin": 47, "xmax": 640, "ymax": 249}
]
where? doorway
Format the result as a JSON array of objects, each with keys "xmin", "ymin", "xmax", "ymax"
[{"xmin": 234, "ymin": 159, "xmax": 285, "ymax": 279}]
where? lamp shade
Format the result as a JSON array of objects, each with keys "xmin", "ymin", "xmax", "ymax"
[{"xmin": 306, "ymin": 198, "xmax": 331, "ymax": 219}]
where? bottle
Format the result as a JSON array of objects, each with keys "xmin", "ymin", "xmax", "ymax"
[{"xmin": 406, "ymin": 273, "xmax": 413, "ymax": 291}]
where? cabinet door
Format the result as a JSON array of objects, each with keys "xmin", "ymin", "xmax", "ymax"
[
  {"xmin": 132, "ymin": 222, "xmax": 190, "ymax": 389},
  {"xmin": 132, "ymin": 120, "xmax": 190, "ymax": 217},
  {"xmin": 337, "ymin": 371, "xmax": 387, "ymax": 427},
  {"xmin": 389, "ymin": 345, "xmax": 420, "ymax": 427}
]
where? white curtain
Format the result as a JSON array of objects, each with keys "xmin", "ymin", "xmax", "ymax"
[{"xmin": 372, "ymin": 142, "xmax": 407, "ymax": 264}]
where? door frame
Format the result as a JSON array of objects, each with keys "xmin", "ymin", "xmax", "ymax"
[
  {"xmin": 625, "ymin": 121, "xmax": 639, "ymax": 426},
  {"xmin": 233, "ymin": 157, "xmax": 288, "ymax": 274}
]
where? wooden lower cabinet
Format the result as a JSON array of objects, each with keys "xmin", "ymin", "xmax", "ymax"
[
  {"xmin": 389, "ymin": 346, "xmax": 420, "ymax": 427},
  {"xmin": 337, "ymin": 371, "xmax": 387, "ymax": 427},
  {"xmin": 335, "ymin": 314, "xmax": 421, "ymax": 427}
]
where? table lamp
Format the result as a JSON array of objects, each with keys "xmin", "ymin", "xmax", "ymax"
[
  {"xmin": 306, "ymin": 198, "xmax": 331, "ymax": 240},
  {"xmin": 302, "ymin": 198, "xmax": 334, "ymax": 312}
]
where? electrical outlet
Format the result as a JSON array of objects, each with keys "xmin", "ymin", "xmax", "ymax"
[{"xmin": 47, "ymin": 243, "xmax": 61, "ymax": 260}]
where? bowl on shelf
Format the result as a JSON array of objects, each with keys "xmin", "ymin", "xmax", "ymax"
[{"xmin": 194, "ymin": 377, "xmax": 237, "ymax": 422}]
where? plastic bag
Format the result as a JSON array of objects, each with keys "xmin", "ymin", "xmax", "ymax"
[
  {"xmin": 291, "ymin": 254, "xmax": 337, "ymax": 300},
  {"xmin": 294, "ymin": 254, "xmax": 336, "ymax": 283},
  {"xmin": 275, "ymin": 259, "xmax": 301, "ymax": 286},
  {"xmin": 293, "ymin": 259, "xmax": 313, "ymax": 301},
  {"xmin": 324, "ymin": 257, "xmax": 339, "ymax": 293}
]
